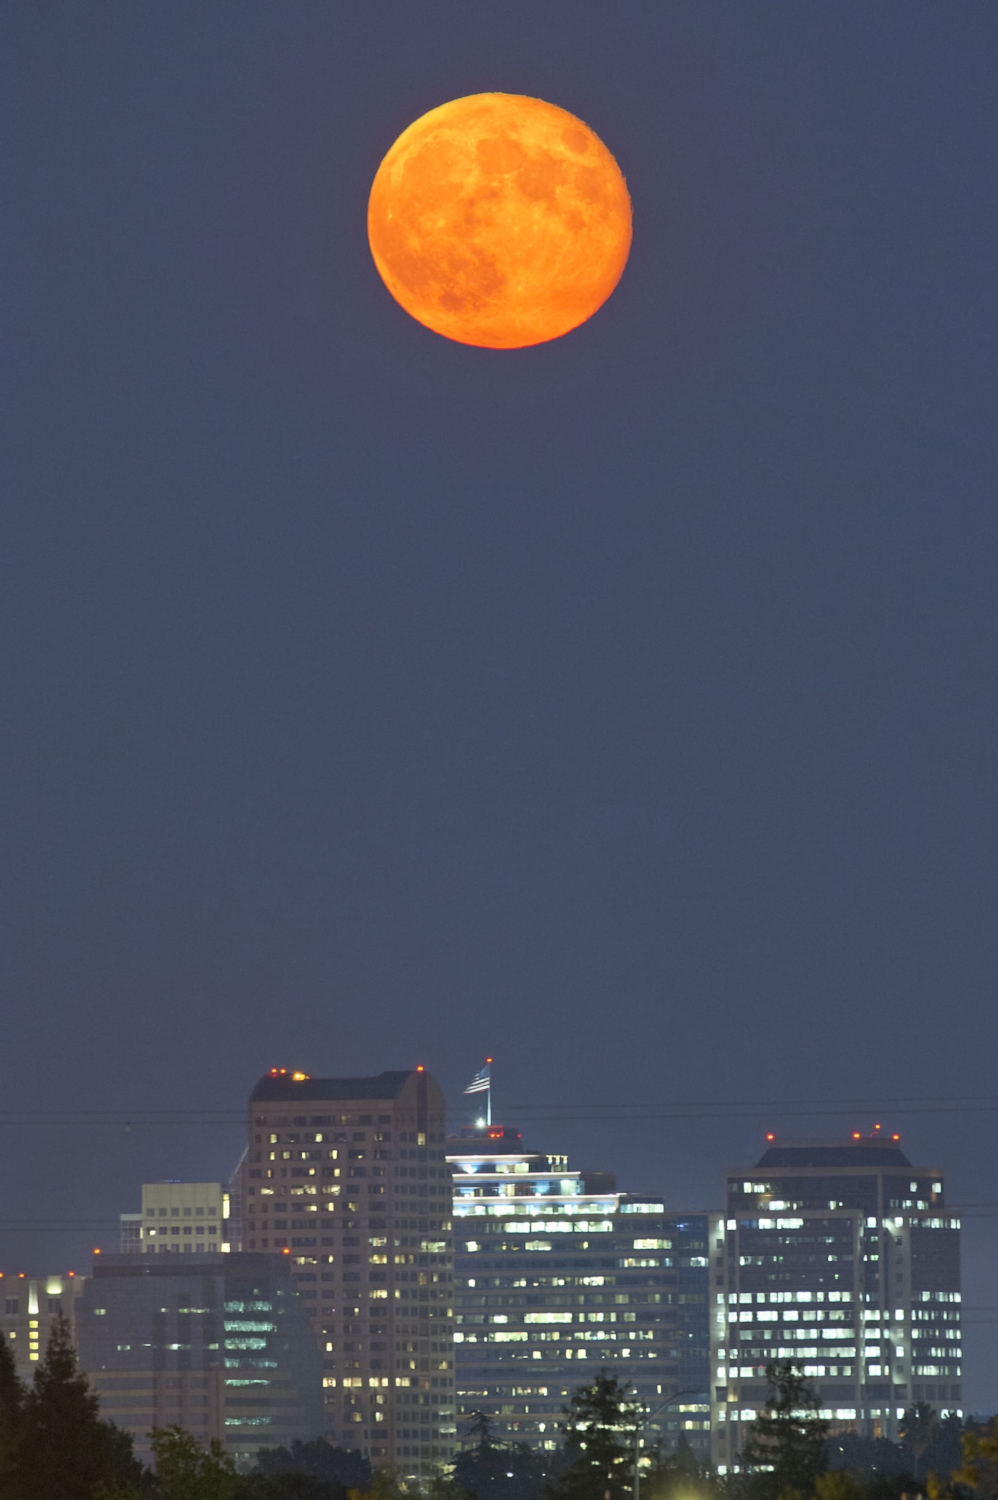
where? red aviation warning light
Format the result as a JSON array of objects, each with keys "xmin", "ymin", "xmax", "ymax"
[{"xmin": 765, "ymin": 1133, "xmax": 775, "ymax": 1141}]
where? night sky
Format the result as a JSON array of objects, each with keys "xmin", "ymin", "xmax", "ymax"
[{"xmin": 4, "ymin": 2, "xmax": 997, "ymax": 1407}]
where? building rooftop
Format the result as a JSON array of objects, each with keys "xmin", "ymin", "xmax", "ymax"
[
  {"xmin": 753, "ymin": 1137, "xmax": 913, "ymax": 1169},
  {"xmin": 91, "ymin": 1251, "xmax": 293, "ymax": 1278},
  {"xmin": 446, "ymin": 1124, "xmax": 525, "ymax": 1154},
  {"xmin": 249, "ymin": 1069, "xmax": 414, "ymax": 1103}
]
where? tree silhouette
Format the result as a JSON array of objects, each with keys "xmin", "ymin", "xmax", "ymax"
[
  {"xmin": 255, "ymin": 1438, "xmax": 371, "ymax": 1490},
  {"xmin": 550, "ymin": 1371, "xmax": 639, "ymax": 1500},
  {"xmin": 740, "ymin": 1361, "xmax": 828, "ymax": 1500},
  {"xmin": 0, "ymin": 1331, "xmax": 25, "ymax": 1500},
  {"xmin": 954, "ymin": 1416, "xmax": 998, "ymax": 1500},
  {"xmin": 151, "ymin": 1424, "xmax": 238, "ymax": 1500},
  {"xmin": 454, "ymin": 1409, "xmax": 549, "ymax": 1500},
  {"xmin": 900, "ymin": 1403, "xmax": 941, "ymax": 1481},
  {"xmin": 21, "ymin": 1314, "xmax": 143, "ymax": 1500},
  {"xmin": 468, "ymin": 1410, "xmax": 499, "ymax": 1452}
]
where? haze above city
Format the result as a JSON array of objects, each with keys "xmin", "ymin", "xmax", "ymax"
[{"xmin": 3, "ymin": 0, "xmax": 996, "ymax": 1424}]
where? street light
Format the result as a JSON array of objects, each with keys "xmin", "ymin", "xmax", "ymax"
[{"xmin": 632, "ymin": 1388, "xmax": 704, "ymax": 1500}]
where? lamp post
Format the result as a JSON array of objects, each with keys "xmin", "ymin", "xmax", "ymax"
[{"xmin": 632, "ymin": 1389, "xmax": 704, "ymax": 1500}]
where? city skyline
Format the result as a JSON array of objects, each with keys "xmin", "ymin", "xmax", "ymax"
[
  {"xmin": 6, "ymin": 5, "xmax": 997, "ymax": 1491},
  {"xmin": 6, "ymin": 0, "xmax": 998, "ymax": 1441},
  {"xmin": 0, "ymin": 1062, "xmax": 978, "ymax": 1422}
]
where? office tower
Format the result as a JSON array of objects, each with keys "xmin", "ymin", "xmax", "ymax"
[
  {"xmin": 0, "ymin": 1271, "xmax": 84, "ymax": 1381},
  {"xmin": 135, "ymin": 1182, "xmax": 230, "ymax": 1253},
  {"xmin": 448, "ymin": 1125, "xmax": 716, "ymax": 1461},
  {"xmin": 243, "ymin": 1068, "xmax": 456, "ymax": 1476},
  {"xmin": 711, "ymin": 1132, "xmax": 961, "ymax": 1472},
  {"xmin": 78, "ymin": 1252, "xmax": 322, "ymax": 1467}
]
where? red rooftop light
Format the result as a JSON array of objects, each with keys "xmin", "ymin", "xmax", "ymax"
[
  {"xmin": 852, "ymin": 1132, "xmax": 861, "ymax": 1139},
  {"xmin": 765, "ymin": 1133, "xmax": 774, "ymax": 1141},
  {"xmin": 892, "ymin": 1134, "xmax": 900, "ymax": 1141},
  {"xmin": 416, "ymin": 1065, "xmax": 425, "ymax": 1072}
]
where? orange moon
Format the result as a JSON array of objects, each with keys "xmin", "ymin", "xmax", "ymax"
[{"xmin": 367, "ymin": 93, "xmax": 632, "ymax": 349}]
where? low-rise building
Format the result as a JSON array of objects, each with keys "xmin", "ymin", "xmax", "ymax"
[
  {"xmin": 121, "ymin": 1182, "xmax": 232, "ymax": 1254},
  {"xmin": 0, "ymin": 1271, "xmax": 85, "ymax": 1380}
]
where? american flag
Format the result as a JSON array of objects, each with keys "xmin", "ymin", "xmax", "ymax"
[{"xmin": 463, "ymin": 1063, "xmax": 491, "ymax": 1095}]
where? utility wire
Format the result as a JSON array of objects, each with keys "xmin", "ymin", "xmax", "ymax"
[
  {"xmin": 0, "ymin": 1203, "xmax": 996, "ymax": 1231},
  {"xmin": 3, "ymin": 1090, "xmax": 998, "ymax": 1125}
]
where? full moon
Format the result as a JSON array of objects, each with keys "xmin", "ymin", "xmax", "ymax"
[{"xmin": 367, "ymin": 93, "xmax": 632, "ymax": 349}]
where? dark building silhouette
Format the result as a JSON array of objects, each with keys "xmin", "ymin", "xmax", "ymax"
[{"xmin": 77, "ymin": 1252, "xmax": 323, "ymax": 1467}]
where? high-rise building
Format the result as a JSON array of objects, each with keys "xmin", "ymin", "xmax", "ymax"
[
  {"xmin": 243, "ymin": 1068, "xmax": 456, "ymax": 1476},
  {"xmin": 121, "ymin": 1182, "xmax": 231, "ymax": 1254},
  {"xmin": 711, "ymin": 1132, "xmax": 961, "ymax": 1472},
  {"xmin": 0, "ymin": 1271, "xmax": 84, "ymax": 1381},
  {"xmin": 448, "ymin": 1125, "xmax": 716, "ymax": 1461},
  {"xmin": 77, "ymin": 1251, "xmax": 322, "ymax": 1467}
]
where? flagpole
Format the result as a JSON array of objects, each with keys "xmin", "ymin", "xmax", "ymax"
[{"xmin": 462, "ymin": 1057, "xmax": 494, "ymax": 1129}]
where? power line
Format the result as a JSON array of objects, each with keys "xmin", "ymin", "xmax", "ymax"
[
  {"xmin": 0, "ymin": 1114, "xmax": 244, "ymax": 1125},
  {"xmin": 2, "ymin": 1090, "xmax": 998, "ymax": 1127},
  {"xmin": 0, "ymin": 1203, "xmax": 996, "ymax": 1232},
  {"xmin": 485, "ymin": 1106, "xmax": 998, "ymax": 1122},
  {"xmin": 503, "ymin": 1093, "xmax": 998, "ymax": 1108},
  {"xmin": 0, "ymin": 1222, "xmax": 123, "ymax": 1231}
]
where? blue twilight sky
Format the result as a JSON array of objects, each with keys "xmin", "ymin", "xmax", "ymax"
[{"xmin": 3, "ymin": 0, "xmax": 998, "ymax": 1406}]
